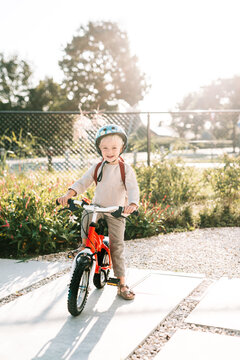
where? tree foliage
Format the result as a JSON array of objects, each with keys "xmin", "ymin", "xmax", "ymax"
[
  {"xmin": 0, "ymin": 22, "xmax": 148, "ymax": 111},
  {"xmin": 0, "ymin": 53, "xmax": 32, "ymax": 110},
  {"xmin": 26, "ymin": 77, "xmax": 67, "ymax": 111},
  {"xmin": 172, "ymin": 76, "xmax": 240, "ymax": 140},
  {"xmin": 59, "ymin": 21, "xmax": 148, "ymax": 110},
  {"xmin": 178, "ymin": 76, "xmax": 240, "ymax": 110}
]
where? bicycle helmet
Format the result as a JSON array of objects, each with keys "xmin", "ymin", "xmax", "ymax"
[{"xmin": 95, "ymin": 124, "xmax": 128, "ymax": 155}]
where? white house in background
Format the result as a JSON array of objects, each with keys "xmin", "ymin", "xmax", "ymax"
[{"xmin": 150, "ymin": 125, "xmax": 179, "ymax": 138}]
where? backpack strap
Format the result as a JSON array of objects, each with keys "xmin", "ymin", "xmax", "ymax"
[
  {"xmin": 94, "ymin": 161, "xmax": 103, "ymax": 185},
  {"xmin": 94, "ymin": 158, "xmax": 126, "ymax": 188},
  {"xmin": 118, "ymin": 159, "xmax": 126, "ymax": 188}
]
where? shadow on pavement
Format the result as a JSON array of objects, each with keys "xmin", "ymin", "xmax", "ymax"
[{"xmin": 31, "ymin": 287, "xmax": 126, "ymax": 360}]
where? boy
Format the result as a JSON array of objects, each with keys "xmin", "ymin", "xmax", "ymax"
[{"xmin": 57, "ymin": 124, "xmax": 139, "ymax": 300}]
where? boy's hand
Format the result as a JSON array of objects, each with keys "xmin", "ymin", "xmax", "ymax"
[
  {"xmin": 56, "ymin": 195, "xmax": 70, "ymax": 207},
  {"xmin": 123, "ymin": 203, "xmax": 138, "ymax": 214},
  {"xmin": 57, "ymin": 189, "xmax": 77, "ymax": 207}
]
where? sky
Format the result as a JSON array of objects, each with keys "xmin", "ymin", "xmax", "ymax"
[{"xmin": 1, "ymin": 0, "xmax": 240, "ymax": 111}]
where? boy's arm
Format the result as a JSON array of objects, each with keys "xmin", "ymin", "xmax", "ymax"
[
  {"xmin": 57, "ymin": 164, "xmax": 96, "ymax": 207},
  {"xmin": 125, "ymin": 165, "xmax": 140, "ymax": 209},
  {"xmin": 66, "ymin": 189, "xmax": 77, "ymax": 197},
  {"xmin": 68, "ymin": 164, "xmax": 96, "ymax": 196}
]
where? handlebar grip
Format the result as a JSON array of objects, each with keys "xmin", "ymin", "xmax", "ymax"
[
  {"xmin": 111, "ymin": 206, "xmax": 124, "ymax": 218},
  {"xmin": 111, "ymin": 207, "xmax": 139, "ymax": 218},
  {"xmin": 56, "ymin": 198, "xmax": 73, "ymax": 206}
]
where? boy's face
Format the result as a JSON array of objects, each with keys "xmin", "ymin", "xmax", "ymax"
[{"xmin": 99, "ymin": 135, "xmax": 123, "ymax": 164}]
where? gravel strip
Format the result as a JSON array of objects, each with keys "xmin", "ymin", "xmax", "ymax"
[
  {"xmin": 124, "ymin": 227, "xmax": 240, "ymax": 279},
  {"xmin": 31, "ymin": 227, "xmax": 240, "ymax": 279},
  {"xmin": 2, "ymin": 227, "xmax": 240, "ymax": 358}
]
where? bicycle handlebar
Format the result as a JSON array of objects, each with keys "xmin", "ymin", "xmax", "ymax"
[{"xmin": 56, "ymin": 198, "xmax": 138, "ymax": 218}]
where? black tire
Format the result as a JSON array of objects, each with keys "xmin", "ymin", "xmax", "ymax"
[
  {"xmin": 67, "ymin": 260, "xmax": 90, "ymax": 316},
  {"xmin": 93, "ymin": 269, "xmax": 109, "ymax": 289},
  {"xmin": 94, "ymin": 249, "xmax": 110, "ymax": 289}
]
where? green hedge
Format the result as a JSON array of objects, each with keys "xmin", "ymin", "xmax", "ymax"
[{"xmin": 1, "ymin": 155, "xmax": 240, "ymax": 257}]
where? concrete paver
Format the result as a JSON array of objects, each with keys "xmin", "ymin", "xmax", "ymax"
[
  {"xmin": 186, "ymin": 277, "xmax": 240, "ymax": 331},
  {"xmin": 0, "ymin": 259, "xmax": 70, "ymax": 299},
  {"xmin": 0, "ymin": 269, "xmax": 202, "ymax": 360},
  {"xmin": 153, "ymin": 329, "xmax": 240, "ymax": 360}
]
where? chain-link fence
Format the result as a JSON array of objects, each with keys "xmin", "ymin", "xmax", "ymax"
[{"xmin": 0, "ymin": 110, "xmax": 240, "ymax": 174}]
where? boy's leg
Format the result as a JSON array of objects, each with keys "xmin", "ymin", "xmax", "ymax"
[
  {"xmin": 69, "ymin": 210, "xmax": 98, "ymax": 256},
  {"xmin": 105, "ymin": 215, "xmax": 126, "ymax": 278},
  {"xmin": 105, "ymin": 215, "xmax": 135, "ymax": 300}
]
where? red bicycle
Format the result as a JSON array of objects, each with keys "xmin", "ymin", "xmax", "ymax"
[{"xmin": 57, "ymin": 198, "xmax": 136, "ymax": 316}]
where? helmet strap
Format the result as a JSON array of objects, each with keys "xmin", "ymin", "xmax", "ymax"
[{"xmin": 97, "ymin": 160, "xmax": 108, "ymax": 183}]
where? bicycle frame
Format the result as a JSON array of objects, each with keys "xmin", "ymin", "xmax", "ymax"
[
  {"xmin": 70, "ymin": 202, "xmax": 118, "ymax": 279},
  {"xmin": 56, "ymin": 197, "xmax": 138, "ymax": 316}
]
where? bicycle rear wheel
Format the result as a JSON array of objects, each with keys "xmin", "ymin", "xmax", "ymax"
[
  {"xmin": 68, "ymin": 260, "xmax": 90, "ymax": 316},
  {"xmin": 94, "ymin": 249, "xmax": 110, "ymax": 289},
  {"xmin": 93, "ymin": 269, "xmax": 110, "ymax": 289}
]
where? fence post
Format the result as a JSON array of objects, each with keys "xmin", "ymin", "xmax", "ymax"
[
  {"xmin": 147, "ymin": 112, "xmax": 151, "ymax": 166},
  {"xmin": 232, "ymin": 115, "xmax": 237, "ymax": 153}
]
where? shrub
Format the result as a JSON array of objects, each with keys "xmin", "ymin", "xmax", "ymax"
[
  {"xmin": 2, "ymin": 155, "xmax": 240, "ymax": 258},
  {"xmin": 0, "ymin": 171, "xmax": 81, "ymax": 257},
  {"xmin": 164, "ymin": 205, "xmax": 196, "ymax": 232},
  {"xmin": 125, "ymin": 193, "xmax": 172, "ymax": 239},
  {"xmin": 199, "ymin": 201, "xmax": 240, "ymax": 228},
  {"xmin": 135, "ymin": 159, "xmax": 201, "ymax": 205},
  {"xmin": 204, "ymin": 155, "xmax": 240, "ymax": 206}
]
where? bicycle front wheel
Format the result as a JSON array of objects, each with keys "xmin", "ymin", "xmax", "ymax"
[{"xmin": 68, "ymin": 260, "xmax": 90, "ymax": 316}]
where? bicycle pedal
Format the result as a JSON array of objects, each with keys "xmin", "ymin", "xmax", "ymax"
[{"xmin": 107, "ymin": 277, "xmax": 120, "ymax": 286}]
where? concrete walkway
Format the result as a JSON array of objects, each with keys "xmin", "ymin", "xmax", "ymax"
[
  {"xmin": 153, "ymin": 329, "xmax": 240, "ymax": 360},
  {"xmin": 154, "ymin": 277, "xmax": 240, "ymax": 360},
  {"xmin": 0, "ymin": 259, "xmax": 70, "ymax": 299},
  {"xmin": 0, "ymin": 259, "xmax": 239, "ymax": 359},
  {"xmin": 0, "ymin": 260, "xmax": 202, "ymax": 360}
]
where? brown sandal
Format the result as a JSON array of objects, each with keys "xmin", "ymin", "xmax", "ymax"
[{"xmin": 117, "ymin": 284, "xmax": 135, "ymax": 300}]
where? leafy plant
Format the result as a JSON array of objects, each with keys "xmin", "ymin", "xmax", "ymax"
[
  {"xmin": 125, "ymin": 193, "xmax": 171, "ymax": 239},
  {"xmin": 204, "ymin": 154, "xmax": 240, "ymax": 206},
  {"xmin": 164, "ymin": 205, "xmax": 196, "ymax": 232},
  {"xmin": 2, "ymin": 155, "xmax": 240, "ymax": 258},
  {"xmin": 199, "ymin": 201, "xmax": 240, "ymax": 228},
  {"xmin": 0, "ymin": 129, "xmax": 45, "ymax": 173},
  {"xmin": 135, "ymin": 159, "xmax": 201, "ymax": 206},
  {"xmin": 0, "ymin": 171, "xmax": 80, "ymax": 257}
]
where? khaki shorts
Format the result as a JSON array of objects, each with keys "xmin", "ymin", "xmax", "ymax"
[{"xmin": 81, "ymin": 210, "xmax": 126, "ymax": 277}]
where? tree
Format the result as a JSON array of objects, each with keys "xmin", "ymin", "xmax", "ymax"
[
  {"xmin": 59, "ymin": 21, "xmax": 148, "ymax": 110},
  {"xmin": 26, "ymin": 77, "xmax": 68, "ymax": 111},
  {"xmin": 172, "ymin": 76, "xmax": 240, "ymax": 140},
  {"xmin": 178, "ymin": 76, "xmax": 240, "ymax": 110},
  {"xmin": 0, "ymin": 53, "xmax": 32, "ymax": 110}
]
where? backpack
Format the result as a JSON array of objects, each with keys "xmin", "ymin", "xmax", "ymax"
[{"xmin": 93, "ymin": 157, "xmax": 126, "ymax": 188}]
